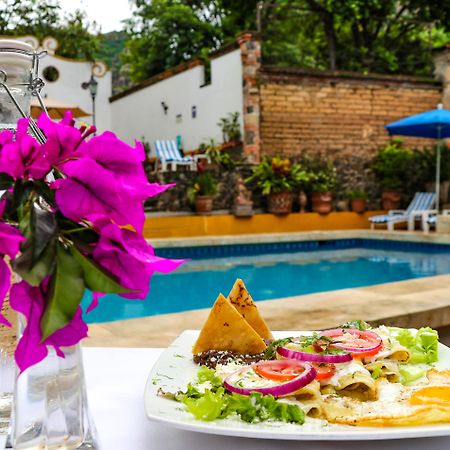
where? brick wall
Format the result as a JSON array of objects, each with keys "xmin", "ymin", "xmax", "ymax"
[{"xmin": 260, "ymin": 67, "xmax": 442, "ymax": 159}]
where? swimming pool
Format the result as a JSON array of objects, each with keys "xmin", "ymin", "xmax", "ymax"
[{"xmin": 81, "ymin": 238, "xmax": 450, "ymax": 323}]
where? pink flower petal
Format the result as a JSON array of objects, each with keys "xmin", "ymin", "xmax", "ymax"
[
  {"xmin": 74, "ymin": 132, "xmax": 173, "ymax": 201},
  {"xmin": 0, "ymin": 258, "xmax": 11, "ymax": 327},
  {"xmin": 92, "ymin": 223, "xmax": 184, "ymax": 299},
  {"xmin": 86, "ymin": 291, "xmax": 105, "ymax": 313},
  {"xmin": 55, "ymin": 157, "xmax": 147, "ymax": 232},
  {"xmin": 0, "ymin": 118, "xmax": 50, "ymax": 179},
  {"xmin": 38, "ymin": 112, "xmax": 84, "ymax": 165},
  {"xmin": 0, "ymin": 222, "xmax": 25, "ymax": 258}
]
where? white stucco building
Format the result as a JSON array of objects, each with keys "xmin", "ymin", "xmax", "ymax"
[
  {"xmin": 109, "ymin": 46, "xmax": 244, "ymax": 152},
  {"xmin": 11, "ymin": 36, "xmax": 111, "ymax": 132}
]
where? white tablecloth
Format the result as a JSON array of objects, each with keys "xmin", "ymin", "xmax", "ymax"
[{"xmin": 2, "ymin": 347, "xmax": 450, "ymax": 449}]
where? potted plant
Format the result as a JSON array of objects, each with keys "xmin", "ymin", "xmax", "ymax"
[
  {"xmin": 187, "ymin": 172, "xmax": 218, "ymax": 214},
  {"xmin": 347, "ymin": 190, "xmax": 367, "ymax": 213},
  {"xmin": 246, "ymin": 156, "xmax": 310, "ymax": 215},
  {"xmin": 310, "ymin": 162, "xmax": 337, "ymax": 214},
  {"xmin": 217, "ymin": 112, "xmax": 241, "ymax": 145},
  {"xmin": 373, "ymin": 140, "xmax": 412, "ymax": 210}
]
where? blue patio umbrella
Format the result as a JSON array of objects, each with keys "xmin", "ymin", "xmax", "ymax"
[{"xmin": 385, "ymin": 104, "xmax": 450, "ymax": 210}]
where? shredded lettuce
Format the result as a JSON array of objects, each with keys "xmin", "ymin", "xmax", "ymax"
[
  {"xmin": 370, "ymin": 364, "xmax": 382, "ymax": 380},
  {"xmin": 162, "ymin": 366, "xmax": 305, "ymax": 424},
  {"xmin": 391, "ymin": 327, "xmax": 439, "ymax": 364},
  {"xmin": 399, "ymin": 365, "xmax": 427, "ymax": 385}
]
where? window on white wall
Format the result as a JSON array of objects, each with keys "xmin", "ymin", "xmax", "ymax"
[{"xmin": 200, "ymin": 59, "xmax": 211, "ymax": 87}]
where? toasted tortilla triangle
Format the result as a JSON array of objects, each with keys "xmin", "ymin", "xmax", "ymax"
[
  {"xmin": 227, "ymin": 279, "xmax": 273, "ymax": 340},
  {"xmin": 192, "ymin": 293, "xmax": 267, "ymax": 355}
]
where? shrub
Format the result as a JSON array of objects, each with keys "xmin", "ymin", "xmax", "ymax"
[
  {"xmin": 373, "ymin": 139, "xmax": 413, "ymax": 190},
  {"xmin": 246, "ymin": 156, "xmax": 311, "ymax": 195}
]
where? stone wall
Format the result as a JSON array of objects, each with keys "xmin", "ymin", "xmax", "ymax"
[
  {"xmin": 259, "ymin": 67, "xmax": 442, "ymax": 159},
  {"xmin": 145, "ymin": 165, "xmax": 264, "ymax": 212}
]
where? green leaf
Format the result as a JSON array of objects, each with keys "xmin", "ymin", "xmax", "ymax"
[
  {"xmin": 31, "ymin": 205, "xmax": 57, "ymax": 264},
  {"xmin": 13, "ymin": 236, "xmax": 56, "ymax": 286},
  {"xmin": 12, "ymin": 204, "xmax": 57, "ymax": 286},
  {"xmin": 40, "ymin": 244, "xmax": 85, "ymax": 341},
  {"xmin": 0, "ymin": 173, "xmax": 14, "ymax": 190},
  {"xmin": 70, "ymin": 245, "xmax": 133, "ymax": 294}
]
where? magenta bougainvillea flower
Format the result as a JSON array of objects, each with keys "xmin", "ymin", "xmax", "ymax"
[
  {"xmin": 0, "ymin": 259, "xmax": 11, "ymax": 327},
  {"xmin": 0, "ymin": 112, "xmax": 183, "ymax": 373},
  {"xmin": 86, "ymin": 291, "xmax": 105, "ymax": 313},
  {"xmin": 93, "ymin": 223, "xmax": 183, "ymax": 299},
  {"xmin": 9, "ymin": 281, "xmax": 88, "ymax": 373},
  {"xmin": 0, "ymin": 221, "xmax": 25, "ymax": 258},
  {"xmin": 73, "ymin": 132, "xmax": 172, "ymax": 201},
  {"xmin": 53, "ymin": 131, "xmax": 173, "ymax": 232},
  {"xmin": 37, "ymin": 111, "xmax": 95, "ymax": 166},
  {"xmin": 0, "ymin": 118, "xmax": 50, "ymax": 179}
]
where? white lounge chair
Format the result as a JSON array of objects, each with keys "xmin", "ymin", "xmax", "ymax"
[
  {"xmin": 154, "ymin": 140, "xmax": 197, "ymax": 172},
  {"xmin": 422, "ymin": 209, "xmax": 450, "ymax": 233},
  {"xmin": 154, "ymin": 140, "xmax": 210, "ymax": 172},
  {"xmin": 369, "ymin": 192, "xmax": 436, "ymax": 231}
]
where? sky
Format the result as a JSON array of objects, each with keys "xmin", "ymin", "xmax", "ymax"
[{"xmin": 58, "ymin": 0, "xmax": 132, "ymax": 33}]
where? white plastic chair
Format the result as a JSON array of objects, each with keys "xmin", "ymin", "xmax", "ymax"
[{"xmin": 369, "ymin": 192, "xmax": 436, "ymax": 231}]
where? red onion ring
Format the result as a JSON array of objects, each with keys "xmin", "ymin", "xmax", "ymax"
[
  {"xmin": 320, "ymin": 328, "xmax": 382, "ymax": 353},
  {"xmin": 276, "ymin": 346, "xmax": 352, "ymax": 363},
  {"xmin": 224, "ymin": 363, "xmax": 316, "ymax": 397}
]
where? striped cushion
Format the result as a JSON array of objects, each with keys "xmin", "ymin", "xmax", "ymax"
[
  {"xmin": 404, "ymin": 192, "xmax": 435, "ymax": 215},
  {"xmin": 155, "ymin": 140, "xmax": 193, "ymax": 162},
  {"xmin": 369, "ymin": 192, "xmax": 436, "ymax": 224},
  {"xmin": 370, "ymin": 214, "xmax": 407, "ymax": 224}
]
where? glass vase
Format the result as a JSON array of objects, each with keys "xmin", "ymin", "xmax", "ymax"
[
  {"xmin": 11, "ymin": 338, "xmax": 100, "ymax": 450},
  {"xmin": 0, "ymin": 291, "xmax": 17, "ymax": 436}
]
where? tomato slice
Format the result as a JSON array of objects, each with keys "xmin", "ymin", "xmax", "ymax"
[
  {"xmin": 313, "ymin": 364, "xmax": 336, "ymax": 380},
  {"xmin": 321, "ymin": 328, "xmax": 382, "ymax": 359},
  {"xmin": 254, "ymin": 359, "xmax": 306, "ymax": 381}
]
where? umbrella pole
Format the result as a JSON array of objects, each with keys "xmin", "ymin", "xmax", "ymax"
[{"xmin": 436, "ymin": 139, "xmax": 441, "ymax": 212}]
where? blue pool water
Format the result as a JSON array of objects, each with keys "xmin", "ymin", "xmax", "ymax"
[{"xmin": 81, "ymin": 239, "xmax": 450, "ymax": 323}]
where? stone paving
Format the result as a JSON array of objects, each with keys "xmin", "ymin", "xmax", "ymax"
[{"xmin": 85, "ymin": 230, "xmax": 450, "ymax": 348}]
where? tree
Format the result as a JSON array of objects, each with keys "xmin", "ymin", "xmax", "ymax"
[
  {"xmin": 123, "ymin": 0, "xmax": 222, "ymax": 82},
  {"xmin": 0, "ymin": 0, "xmax": 99, "ymax": 61},
  {"xmin": 125, "ymin": 0, "xmax": 450, "ymax": 83}
]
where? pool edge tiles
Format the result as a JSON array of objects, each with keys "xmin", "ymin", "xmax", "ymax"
[
  {"xmin": 155, "ymin": 236, "xmax": 450, "ymax": 260},
  {"xmin": 150, "ymin": 230, "xmax": 450, "ymax": 249}
]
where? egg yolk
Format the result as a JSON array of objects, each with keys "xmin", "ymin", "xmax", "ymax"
[{"xmin": 410, "ymin": 386, "xmax": 450, "ymax": 406}]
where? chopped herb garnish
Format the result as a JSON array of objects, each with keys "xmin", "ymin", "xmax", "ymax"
[
  {"xmin": 264, "ymin": 337, "xmax": 293, "ymax": 359},
  {"xmin": 340, "ymin": 320, "xmax": 372, "ymax": 331}
]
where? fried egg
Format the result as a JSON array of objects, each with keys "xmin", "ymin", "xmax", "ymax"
[{"xmin": 322, "ymin": 370, "xmax": 450, "ymax": 427}]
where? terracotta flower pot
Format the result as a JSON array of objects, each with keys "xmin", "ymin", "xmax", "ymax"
[
  {"xmin": 195, "ymin": 195, "xmax": 214, "ymax": 214},
  {"xmin": 267, "ymin": 191, "xmax": 293, "ymax": 215},
  {"xmin": 381, "ymin": 190, "xmax": 401, "ymax": 210},
  {"xmin": 312, "ymin": 192, "xmax": 333, "ymax": 214},
  {"xmin": 351, "ymin": 198, "xmax": 366, "ymax": 214}
]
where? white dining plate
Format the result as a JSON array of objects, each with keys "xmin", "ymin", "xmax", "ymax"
[{"xmin": 144, "ymin": 330, "xmax": 450, "ymax": 441}]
